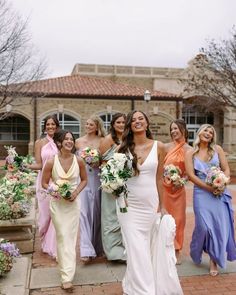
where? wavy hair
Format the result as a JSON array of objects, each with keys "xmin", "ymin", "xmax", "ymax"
[
  {"xmin": 170, "ymin": 119, "xmax": 188, "ymax": 142},
  {"xmin": 193, "ymin": 124, "xmax": 216, "ymax": 160},
  {"xmin": 42, "ymin": 114, "xmax": 60, "ymax": 137},
  {"xmin": 54, "ymin": 129, "xmax": 76, "ymax": 154},
  {"xmin": 119, "ymin": 110, "xmax": 153, "ymax": 175},
  {"xmin": 109, "ymin": 113, "xmax": 126, "ymax": 145},
  {"xmin": 89, "ymin": 115, "xmax": 106, "ymax": 137}
]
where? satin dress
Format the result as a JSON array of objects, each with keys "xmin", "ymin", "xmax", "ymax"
[
  {"xmin": 50, "ymin": 154, "xmax": 80, "ymax": 283},
  {"xmin": 77, "ymin": 148, "xmax": 103, "ymax": 258},
  {"xmin": 36, "ymin": 135, "xmax": 57, "ymax": 257},
  {"xmin": 191, "ymin": 152, "xmax": 236, "ymax": 268},
  {"xmin": 118, "ymin": 141, "xmax": 159, "ymax": 294},
  {"xmin": 163, "ymin": 141, "xmax": 186, "ymax": 250},
  {"xmin": 101, "ymin": 145, "xmax": 126, "ymax": 261}
]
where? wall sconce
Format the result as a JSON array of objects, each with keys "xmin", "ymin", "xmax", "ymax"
[
  {"xmin": 5, "ymin": 104, "xmax": 12, "ymax": 113},
  {"xmin": 144, "ymin": 90, "xmax": 151, "ymax": 102},
  {"xmin": 153, "ymin": 106, "xmax": 159, "ymax": 115},
  {"xmin": 106, "ymin": 105, "xmax": 112, "ymax": 113}
]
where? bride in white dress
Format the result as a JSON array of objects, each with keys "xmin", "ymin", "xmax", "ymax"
[{"xmin": 118, "ymin": 111, "xmax": 183, "ymax": 295}]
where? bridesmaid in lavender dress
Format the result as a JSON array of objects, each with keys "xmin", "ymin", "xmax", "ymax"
[
  {"xmin": 185, "ymin": 124, "xmax": 236, "ymax": 276},
  {"xmin": 28, "ymin": 114, "xmax": 59, "ymax": 258},
  {"xmin": 75, "ymin": 116, "xmax": 106, "ymax": 262}
]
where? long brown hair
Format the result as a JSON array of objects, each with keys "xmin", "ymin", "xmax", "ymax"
[
  {"xmin": 119, "ymin": 110, "xmax": 153, "ymax": 175},
  {"xmin": 42, "ymin": 114, "xmax": 60, "ymax": 136},
  {"xmin": 109, "ymin": 113, "xmax": 126, "ymax": 144},
  {"xmin": 170, "ymin": 119, "xmax": 188, "ymax": 142}
]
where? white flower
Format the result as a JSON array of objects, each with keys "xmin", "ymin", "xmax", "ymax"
[{"xmin": 113, "ymin": 153, "xmax": 125, "ymax": 162}]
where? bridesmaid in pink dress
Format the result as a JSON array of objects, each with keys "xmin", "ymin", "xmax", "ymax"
[{"xmin": 28, "ymin": 114, "xmax": 59, "ymax": 258}]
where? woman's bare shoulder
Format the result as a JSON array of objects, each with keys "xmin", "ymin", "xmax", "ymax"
[
  {"xmin": 184, "ymin": 143, "xmax": 193, "ymax": 152},
  {"xmin": 186, "ymin": 146, "xmax": 194, "ymax": 157},
  {"xmin": 35, "ymin": 137, "xmax": 47, "ymax": 147}
]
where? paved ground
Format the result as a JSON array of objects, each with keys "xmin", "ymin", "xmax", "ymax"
[
  {"xmin": 28, "ymin": 184, "xmax": 236, "ymax": 295},
  {"xmin": 1, "ymin": 169, "xmax": 236, "ymax": 294}
]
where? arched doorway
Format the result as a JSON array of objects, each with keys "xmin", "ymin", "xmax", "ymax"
[{"xmin": 0, "ymin": 114, "xmax": 30, "ymax": 158}]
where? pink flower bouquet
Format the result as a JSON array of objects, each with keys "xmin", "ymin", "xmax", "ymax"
[
  {"xmin": 163, "ymin": 164, "xmax": 188, "ymax": 188},
  {"xmin": 80, "ymin": 147, "xmax": 100, "ymax": 169},
  {"xmin": 205, "ymin": 166, "xmax": 229, "ymax": 196}
]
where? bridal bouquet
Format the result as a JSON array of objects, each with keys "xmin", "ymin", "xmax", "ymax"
[
  {"xmin": 80, "ymin": 147, "xmax": 100, "ymax": 170},
  {"xmin": 100, "ymin": 153, "xmax": 133, "ymax": 213},
  {"xmin": 163, "ymin": 164, "xmax": 188, "ymax": 188},
  {"xmin": 205, "ymin": 166, "xmax": 229, "ymax": 196},
  {"xmin": 0, "ymin": 239, "xmax": 20, "ymax": 276},
  {"xmin": 46, "ymin": 179, "xmax": 72, "ymax": 200}
]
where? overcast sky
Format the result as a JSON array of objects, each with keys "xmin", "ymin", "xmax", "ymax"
[{"xmin": 11, "ymin": 0, "xmax": 236, "ymax": 78}]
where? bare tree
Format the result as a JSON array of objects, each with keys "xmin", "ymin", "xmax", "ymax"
[
  {"xmin": 181, "ymin": 27, "xmax": 236, "ymax": 111},
  {"xmin": 0, "ymin": 0, "xmax": 47, "ymax": 118}
]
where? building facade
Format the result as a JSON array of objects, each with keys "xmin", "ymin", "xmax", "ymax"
[
  {"xmin": 0, "ymin": 74, "xmax": 181, "ymax": 158},
  {"xmin": 1, "ymin": 60, "xmax": 236, "ymax": 173},
  {"xmin": 72, "ymin": 62, "xmax": 236, "ymax": 152}
]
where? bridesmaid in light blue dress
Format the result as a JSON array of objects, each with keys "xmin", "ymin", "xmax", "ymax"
[
  {"xmin": 75, "ymin": 116, "xmax": 106, "ymax": 262},
  {"xmin": 185, "ymin": 124, "xmax": 236, "ymax": 276},
  {"xmin": 42, "ymin": 130, "xmax": 87, "ymax": 291},
  {"xmin": 99, "ymin": 113, "xmax": 126, "ymax": 262}
]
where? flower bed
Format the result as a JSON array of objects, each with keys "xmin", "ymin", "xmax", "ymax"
[
  {"xmin": 0, "ymin": 239, "xmax": 20, "ymax": 276},
  {"xmin": 0, "ymin": 146, "xmax": 36, "ymax": 220}
]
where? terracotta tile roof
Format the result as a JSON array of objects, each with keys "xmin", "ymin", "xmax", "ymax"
[{"xmin": 6, "ymin": 74, "xmax": 180, "ymax": 99}]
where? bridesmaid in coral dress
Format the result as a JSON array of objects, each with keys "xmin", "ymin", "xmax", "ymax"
[
  {"xmin": 28, "ymin": 114, "xmax": 59, "ymax": 258},
  {"xmin": 42, "ymin": 130, "xmax": 87, "ymax": 291},
  {"xmin": 163, "ymin": 119, "xmax": 191, "ymax": 264}
]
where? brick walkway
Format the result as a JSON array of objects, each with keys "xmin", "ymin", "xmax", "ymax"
[{"xmin": 29, "ymin": 185, "xmax": 236, "ymax": 294}]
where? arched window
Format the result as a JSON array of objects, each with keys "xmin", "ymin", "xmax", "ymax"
[
  {"xmin": 41, "ymin": 113, "xmax": 80, "ymax": 138},
  {"xmin": 0, "ymin": 114, "xmax": 30, "ymax": 141},
  {"xmin": 100, "ymin": 113, "xmax": 114, "ymax": 132}
]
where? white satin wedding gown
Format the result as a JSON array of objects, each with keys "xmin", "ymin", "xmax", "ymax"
[{"xmin": 118, "ymin": 141, "xmax": 183, "ymax": 295}]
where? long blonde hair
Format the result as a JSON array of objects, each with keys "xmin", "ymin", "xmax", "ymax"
[
  {"xmin": 193, "ymin": 124, "xmax": 217, "ymax": 160},
  {"xmin": 89, "ymin": 115, "xmax": 106, "ymax": 137}
]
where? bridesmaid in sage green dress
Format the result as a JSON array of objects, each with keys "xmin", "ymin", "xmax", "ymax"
[
  {"xmin": 99, "ymin": 113, "xmax": 126, "ymax": 262},
  {"xmin": 42, "ymin": 130, "xmax": 87, "ymax": 292}
]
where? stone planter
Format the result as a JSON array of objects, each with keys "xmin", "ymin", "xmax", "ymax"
[{"xmin": 0, "ymin": 198, "xmax": 36, "ymax": 253}]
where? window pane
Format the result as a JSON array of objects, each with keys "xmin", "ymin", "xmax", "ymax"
[
  {"xmin": 41, "ymin": 113, "xmax": 80, "ymax": 137},
  {"xmin": 0, "ymin": 115, "xmax": 29, "ymax": 141}
]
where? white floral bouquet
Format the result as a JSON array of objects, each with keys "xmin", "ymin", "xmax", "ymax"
[
  {"xmin": 163, "ymin": 164, "xmax": 188, "ymax": 188},
  {"xmin": 100, "ymin": 153, "xmax": 133, "ymax": 213},
  {"xmin": 205, "ymin": 166, "xmax": 229, "ymax": 196},
  {"xmin": 0, "ymin": 239, "xmax": 20, "ymax": 276},
  {"xmin": 46, "ymin": 179, "xmax": 72, "ymax": 200},
  {"xmin": 80, "ymin": 147, "xmax": 100, "ymax": 170}
]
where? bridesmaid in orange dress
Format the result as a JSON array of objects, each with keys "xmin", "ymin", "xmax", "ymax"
[{"xmin": 163, "ymin": 119, "xmax": 191, "ymax": 264}]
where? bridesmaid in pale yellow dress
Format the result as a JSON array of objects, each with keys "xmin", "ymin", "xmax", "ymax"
[{"xmin": 42, "ymin": 130, "xmax": 87, "ymax": 292}]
